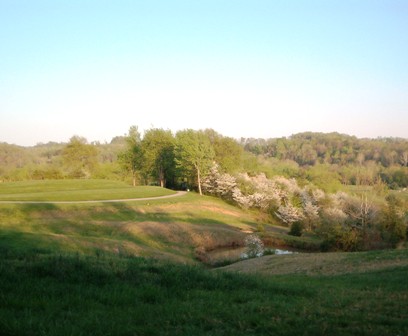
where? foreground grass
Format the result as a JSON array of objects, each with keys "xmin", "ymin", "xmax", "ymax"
[
  {"xmin": 220, "ymin": 248, "xmax": 408, "ymax": 276},
  {"xmin": 0, "ymin": 179, "xmax": 176, "ymax": 201},
  {"xmin": 0, "ymin": 252, "xmax": 407, "ymax": 336}
]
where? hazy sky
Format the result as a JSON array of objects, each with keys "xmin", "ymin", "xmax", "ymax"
[{"xmin": 1, "ymin": 0, "xmax": 407, "ymax": 146}]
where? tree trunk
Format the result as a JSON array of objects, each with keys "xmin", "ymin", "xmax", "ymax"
[
  {"xmin": 132, "ymin": 171, "xmax": 136, "ymax": 187},
  {"xmin": 159, "ymin": 167, "xmax": 165, "ymax": 187},
  {"xmin": 197, "ymin": 166, "xmax": 202, "ymax": 195}
]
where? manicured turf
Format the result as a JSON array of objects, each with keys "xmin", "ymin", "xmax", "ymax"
[{"xmin": 0, "ymin": 179, "xmax": 176, "ymax": 201}]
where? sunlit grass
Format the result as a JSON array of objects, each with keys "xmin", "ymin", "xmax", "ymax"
[
  {"xmin": 0, "ymin": 191, "xmax": 257, "ymax": 263},
  {"xmin": 0, "ymin": 179, "xmax": 176, "ymax": 201}
]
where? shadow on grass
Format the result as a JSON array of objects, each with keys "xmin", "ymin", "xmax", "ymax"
[{"xmin": 0, "ymin": 201, "xmax": 253, "ymax": 261}]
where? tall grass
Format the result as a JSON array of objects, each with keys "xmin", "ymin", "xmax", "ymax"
[{"xmin": 0, "ymin": 252, "xmax": 407, "ymax": 336}]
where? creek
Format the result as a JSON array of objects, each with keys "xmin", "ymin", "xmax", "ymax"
[{"xmin": 206, "ymin": 245, "xmax": 298, "ymax": 265}]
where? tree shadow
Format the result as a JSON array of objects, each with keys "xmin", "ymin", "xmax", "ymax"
[{"xmin": 0, "ymin": 200, "xmax": 257, "ymax": 261}]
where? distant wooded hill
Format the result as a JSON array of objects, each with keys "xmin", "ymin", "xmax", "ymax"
[
  {"xmin": 0, "ymin": 131, "xmax": 407, "ymax": 189},
  {"xmin": 241, "ymin": 132, "xmax": 408, "ymax": 167}
]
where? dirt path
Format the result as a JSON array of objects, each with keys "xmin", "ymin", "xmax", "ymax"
[{"xmin": 0, "ymin": 191, "xmax": 187, "ymax": 204}]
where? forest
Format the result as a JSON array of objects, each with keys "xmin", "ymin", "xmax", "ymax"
[{"xmin": 1, "ymin": 128, "xmax": 407, "ymax": 252}]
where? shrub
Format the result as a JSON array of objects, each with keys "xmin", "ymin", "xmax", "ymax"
[
  {"xmin": 242, "ymin": 234, "xmax": 264, "ymax": 258},
  {"xmin": 289, "ymin": 222, "xmax": 304, "ymax": 237}
]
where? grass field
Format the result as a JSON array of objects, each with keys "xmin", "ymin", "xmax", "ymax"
[
  {"xmin": 220, "ymin": 248, "xmax": 408, "ymax": 276},
  {"xmin": 1, "ymin": 180, "xmax": 407, "ymax": 335},
  {"xmin": 1, "ymin": 252, "xmax": 407, "ymax": 336},
  {"xmin": 0, "ymin": 179, "xmax": 176, "ymax": 201},
  {"xmin": 0, "ymin": 180, "xmax": 258, "ymax": 263}
]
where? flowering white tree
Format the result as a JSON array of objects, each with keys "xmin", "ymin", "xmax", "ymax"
[
  {"xmin": 275, "ymin": 202, "xmax": 304, "ymax": 226},
  {"xmin": 243, "ymin": 234, "xmax": 264, "ymax": 258},
  {"xmin": 303, "ymin": 201, "xmax": 320, "ymax": 231},
  {"xmin": 202, "ymin": 163, "xmax": 237, "ymax": 200},
  {"xmin": 322, "ymin": 207, "xmax": 347, "ymax": 224},
  {"xmin": 273, "ymin": 176, "xmax": 301, "ymax": 195},
  {"xmin": 312, "ymin": 188, "xmax": 326, "ymax": 203},
  {"xmin": 201, "ymin": 164, "xmax": 219, "ymax": 194},
  {"xmin": 232, "ymin": 173, "xmax": 285, "ymax": 210}
]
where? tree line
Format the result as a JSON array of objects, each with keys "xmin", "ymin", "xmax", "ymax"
[
  {"xmin": 1, "ymin": 128, "xmax": 407, "ymax": 251},
  {"xmin": 0, "ymin": 128, "xmax": 245, "ymax": 194},
  {"xmin": 117, "ymin": 127, "xmax": 243, "ymax": 194},
  {"xmin": 1, "ymin": 130, "xmax": 407, "ymax": 190},
  {"xmin": 242, "ymin": 132, "xmax": 408, "ymax": 190}
]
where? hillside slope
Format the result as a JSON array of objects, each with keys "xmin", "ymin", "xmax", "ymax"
[
  {"xmin": 219, "ymin": 248, "xmax": 408, "ymax": 275},
  {"xmin": 0, "ymin": 182, "xmax": 258, "ymax": 263}
]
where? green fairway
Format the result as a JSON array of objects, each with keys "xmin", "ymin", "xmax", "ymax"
[{"xmin": 0, "ymin": 179, "xmax": 176, "ymax": 201}]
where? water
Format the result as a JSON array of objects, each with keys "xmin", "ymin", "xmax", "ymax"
[{"xmin": 206, "ymin": 246, "xmax": 297, "ymax": 264}]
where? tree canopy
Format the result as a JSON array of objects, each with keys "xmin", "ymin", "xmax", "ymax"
[{"xmin": 175, "ymin": 129, "xmax": 215, "ymax": 195}]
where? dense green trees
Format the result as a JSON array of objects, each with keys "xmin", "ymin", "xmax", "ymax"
[
  {"xmin": 204, "ymin": 129, "xmax": 244, "ymax": 173},
  {"xmin": 242, "ymin": 132, "xmax": 408, "ymax": 189},
  {"xmin": 142, "ymin": 128, "xmax": 175, "ymax": 188},
  {"xmin": 114, "ymin": 127, "xmax": 242, "ymax": 192},
  {"xmin": 62, "ymin": 136, "xmax": 98, "ymax": 178},
  {"xmin": 117, "ymin": 126, "xmax": 143, "ymax": 187},
  {"xmin": 175, "ymin": 129, "xmax": 215, "ymax": 195}
]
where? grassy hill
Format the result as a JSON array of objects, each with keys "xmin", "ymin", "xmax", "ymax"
[
  {"xmin": 1, "ymin": 251, "xmax": 407, "ymax": 335},
  {"xmin": 219, "ymin": 248, "xmax": 408, "ymax": 276},
  {"xmin": 1, "ymin": 180, "xmax": 408, "ymax": 335},
  {"xmin": 0, "ymin": 180, "xmax": 257, "ymax": 263}
]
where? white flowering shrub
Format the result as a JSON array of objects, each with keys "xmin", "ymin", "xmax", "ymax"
[
  {"xmin": 312, "ymin": 188, "xmax": 326, "ymax": 203},
  {"xmin": 202, "ymin": 163, "xmax": 237, "ymax": 201},
  {"xmin": 242, "ymin": 234, "xmax": 264, "ymax": 258},
  {"xmin": 322, "ymin": 207, "xmax": 348, "ymax": 224},
  {"xmin": 273, "ymin": 176, "xmax": 301, "ymax": 195},
  {"xmin": 303, "ymin": 201, "xmax": 320, "ymax": 231},
  {"xmin": 275, "ymin": 202, "xmax": 304, "ymax": 226},
  {"xmin": 231, "ymin": 187, "xmax": 252, "ymax": 208}
]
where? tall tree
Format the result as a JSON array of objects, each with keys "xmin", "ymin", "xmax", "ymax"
[
  {"xmin": 204, "ymin": 129, "xmax": 243, "ymax": 173},
  {"xmin": 142, "ymin": 128, "xmax": 175, "ymax": 187},
  {"xmin": 118, "ymin": 126, "xmax": 143, "ymax": 187},
  {"xmin": 175, "ymin": 129, "xmax": 214, "ymax": 195},
  {"xmin": 62, "ymin": 136, "xmax": 97, "ymax": 178}
]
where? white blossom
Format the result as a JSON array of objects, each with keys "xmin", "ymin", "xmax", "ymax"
[
  {"xmin": 275, "ymin": 202, "xmax": 304, "ymax": 225},
  {"xmin": 242, "ymin": 234, "xmax": 264, "ymax": 258},
  {"xmin": 202, "ymin": 163, "xmax": 237, "ymax": 200}
]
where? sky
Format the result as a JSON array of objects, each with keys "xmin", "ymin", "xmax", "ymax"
[{"xmin": 1, "ymin": 0, "xmax": 407, "ymax": 146}]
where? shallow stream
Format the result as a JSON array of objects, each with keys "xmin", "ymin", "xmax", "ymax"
[{"xmin": 207, "ymin": 246, "xmax": 298, "ymax": 265}]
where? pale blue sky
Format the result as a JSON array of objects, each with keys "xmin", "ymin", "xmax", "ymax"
[{"xmin": 1, "ymin": 0, "xmax": 407, "ymax": 146}]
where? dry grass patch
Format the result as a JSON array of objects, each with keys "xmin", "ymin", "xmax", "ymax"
[{"xmin": 219, "ymin": 250, "xmax": 408, "ymax": 276}]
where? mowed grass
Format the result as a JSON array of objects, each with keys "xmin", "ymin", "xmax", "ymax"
[
  {"xmin": 0, "ymin": 179, "xmax": 176, "ymax": 201},
  {"xmin": 0, "ymin": 181, "xmax": 257, "ymax": 263}
]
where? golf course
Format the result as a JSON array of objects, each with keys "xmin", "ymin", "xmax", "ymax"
[{"xmin": 1, "ymin": 179, "xmax": 407, "ymax": 335}]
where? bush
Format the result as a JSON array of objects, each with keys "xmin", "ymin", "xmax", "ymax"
[
  {"xmin": 243, "ymin": 234, "xmax": 264, "ymax": 258},
  {"xmin": 289, "ymin": 222, "xmax": 303, "ymax": 237}
]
